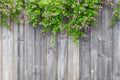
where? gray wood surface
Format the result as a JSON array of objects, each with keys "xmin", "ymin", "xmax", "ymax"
[
  {"xmin": 101, "ymin": 4, "xmax": 113, "ymax": 80},
  {"xmin": 113, "ymin": 0, "xmax": 120, "ymax": 80},
  {"xmin": 0, "ymin": 21, "xmax": 2, "ymax": 80},
  {"xmin": 79, "ymin": 34, "xmax": 91, "ymax": 80},
  {"xmin": 68, "ymin": 37, "xmax": 79, "ymax": 80},
  {"xmin": 47, "ymin": 33, "xmax": 58, "ymax": 80},
  {"xmin": 58, "ymin": 31, "xmax": 68, "ymax": 80},
  {"xmin": 0, "ymin": 1, "xmax": 120, "ymax": 80}
]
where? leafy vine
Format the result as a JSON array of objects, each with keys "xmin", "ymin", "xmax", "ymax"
[{"xmin": 0, "ymin": 0, "xmax": 120, "ymax": 44}]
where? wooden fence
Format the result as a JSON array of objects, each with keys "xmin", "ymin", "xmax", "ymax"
[{"xmin": 0, "ymin": 1, "xmax": 120, "ymax": 80}]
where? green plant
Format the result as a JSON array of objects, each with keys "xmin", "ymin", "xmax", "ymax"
[
  {"xmin": 24, "ymin": 0, "xmax": 103, "ymax": 43},
  {"xmin": 111, "ymin": 1, "xmax": 120, "ymax": 26},
  {"xmin": 0, "ymin": 0, "xmax": 120, "ymax": 44},
  {"xmin": 0, "ymin": 0, "xmax": 23, "ymax": 29}
]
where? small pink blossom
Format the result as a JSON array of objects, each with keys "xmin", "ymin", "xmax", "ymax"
[
  {"xmin": 74, "ymin": 15, "xmax": 76, "ymax": 20},
  {"xmin": 53, "ymin": 13, "xmax": 56, "ymax": 16},
  {"xmin": 79, "ymin": 26, "xmax": 82, "ymax": 30},
  {"xmin": 78, "ymin": 11, "xmax": 81, "ymax": 14},
  {"xmin": 77, "ymin": 0, "xmax": 80, "ymax": 4},
  {"xmin": 39, "ymin": 23, "xmax": 42, "ymax": 26},
  {"xmin": 84, "ymin": 4, "xmax": 88, "ymax": 6},
  {"xmin": 46, "ymin": 14, "xmax": 49, "ymax": 17},
  {"xmin": 71, "ymin": 26, "xmax": 75, "ymax": 28}
]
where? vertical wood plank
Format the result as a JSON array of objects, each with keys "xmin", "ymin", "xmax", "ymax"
[
  {"xmin": 58, "ymin": 32, "xmax": 68, "ymax": 80},
  {"xmin": 47, "ymin": 33, "xmax": 58, "ymax": 80},
  {"xmin": 9, "ymin": 21, "xmax": 16, "ymax": 80},
  {"xmin": 18, "ymin": 22, "xmax": 25, "ymax": 80},
  {"xmin": 35, "ymin": 27, "xmax": 47, "ymax": 80},
  {"xmin": 40, "ymin": 33, "xmax": 47, "ymax": 80},
  {"xmin": 24, "ymin": 23, "xmax": 35, "ymax": 80},
  {"xmin": 101, "ymin": 4, "xmax": 113, "ymax": 80},
  {"xmin": 91, "ymin": 13, "xmax": 102, "ymax": 80},
  {"xmin": 96, "ymin": 15, "xmax": 102, "ymax": 80},
  {"xmin": 1, "ymin": 23, "xmax": 13, "ymax": 80},
  {"xmin": 35, "ymin": 27, "xmax": 41, "ymax": 80},
  {"xmin": 1, "ymin": 26, "xmax": 9, "ymax": 80},
  {"xmin": 13, "ymin": 22, "xmax": 19, "ymax": 80},
  {"xmin": 0, "ymin": 21, "xmax": 2, "ymax": 80},
  {"xmin": 113, "ymin": 0, "xmax": 120, "ymax": 80},
  {"xmin": 91, "ymin": 25, "xmax": 98, "ymax": 80},
  {"xmin": 79, "ymin": 36, "xmax": 91, "ymax": 80},
  {"xmin": 68, "ymin": 37, "xmax": 79, "ymax": 80}
]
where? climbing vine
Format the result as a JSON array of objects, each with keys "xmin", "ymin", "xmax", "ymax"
[
  {"xmin": 0, "ymin": 0, "xmax": 120, "ymax": 43},
  {"xmin": 111, "ymin": 1, "xmax": 120, "ymax": 26},
  {"xmin": 0, "ymin": 0, "xmax": 23, "ymax": 29}
]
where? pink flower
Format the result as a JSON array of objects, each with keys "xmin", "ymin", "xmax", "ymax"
[
  {"xmin": 39, "ymin": 23, "xmax": 42, "ymax": 26},
  {"xmin": 23, "ymin": 0, "xmax": 26, "ymax": 3},
  {"xmin": 79, "ymin": 26, "xmax": 82, "ymax": 30},
  {"xmin": 53, "ymin": 13, "xmax": 56, "ymax": 16},
  {"xmin": 105, "ymin": 0, "xmax": 109, "ymax": 3},
  {"xmin": 46, "ymin": 14, "xmax": 49, "ymax": 17},
  {"xmin": 77, "ymin": 0, "xmax": 80, "ymax": 4},
  {"xmin": 74, "ymin": 15, "xmax": 76, "ymax": 20},
  {"xmin": 71, "ymin": 26, "xmax": 75, "ymax": 28},
  {"xmin": 78, "ymin": 11, "xmax": 81, "ymax": 14},
  {"xmin": 84, "ymin": 4, "xmax": 88, "ymax": 6}
]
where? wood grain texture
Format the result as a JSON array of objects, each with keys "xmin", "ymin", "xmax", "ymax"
[
  {"xmin": 58, "ymin": 32, "xmax": 68, "ymax": 80},
  {"xmin": 13, "ymin": 22, "xmax": 19, "ymax": 80},
  {"xmin": 1, "ymin": 25, "xmax": 12, "ymax": 80},
  {"xmin": 101, "ymin": 4, "xmax": 113, "ymax": 80},
  {"xmin": 0, "ymin": 21, "xmax": 2, "ymax": 80},
  {"xmin": 113, "ymin": 0, "xmax": 120, "ymax": 80},
  {"xmin": 46, "ymin": 33, "xmax": 58, "ymax": 80},
  {"xmin": 24, "ymin": 23, "xmax": 35, "ymax": 80},
  {"xmin": 35, "ymin": 27, "xmax": 47, "ymax": 80},
  {"xmin": 18, "ymin": 22, "xmax": 25, "ymax": 80},
  {"xmin": 35, "ymin": 27, "xmax": 41, "ymax": 80},
  {"xmin": 96, "ymin": 14, "xmax": 102, "ymax": 80},
  {"xmin": 68, "ymin": 37, "xmax": 79, "ymax": 80},
  {"xmin": 9, "ymin": 21, "xmax": 15, "ymax": 80},
  {"xmin": 91, "ymin": 23, "xmax": 98, "ymax": 80},
  {"xmin": 79, "ymin": 35, "xmax": 91, "ymax": 80}
]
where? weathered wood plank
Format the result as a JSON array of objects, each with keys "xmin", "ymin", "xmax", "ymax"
[
  {"xmin": 112, "ymin": 22, "xmax": 120, "ymax": 80},
  {"xmin": 113, "ymin": 0, "xmax": 120, "ymax": 80},
  {"xmin": 91, "ymin": 25, "xmax": 98, "ymax": 80},
  {"xmin": 68, "ymin": 37, "xmax": 79, "ymax": 80},
  {"xmin": 40, "ymin": 33, "xmax": 47, "ymax": 80},
  {"xmin": 35, "ymin": 27, "xmax": 47, "ymax": 80},
  {"xmin": 91, "ymin": 11, "xmax": 102, "ymax": 80},
  {"xmin": 13, "ymin": 22, "xmax": 19, "ymax": 80},
  {"xmin": 1, "ymin": 23, "xmax": 13, "ymax": 80},
  {"xmin": 58, "ymin": 32, "xmax": 68, "ymax": 80},
  {"xmin": 1, "ymin": 26, "xmax": 9, "ymax": 80},
  {"xmin": 9, "ymin": 21, "xmax": 16, "ymax": 80},
  {"xmin": 18, "ymin": 22, "xmax": 25, "ymax": 80},
  {"xmin": 35, "ymin": 27, "xmax": 41, "ymax": 80},
  {"xmin": 79, "ymin": 36, "xmax": 91, "ymax": 80},
  {"xmin": 24, "ymin": 23, "xmax": 35, "ymax": 80},
  {"xmin": 0, "ymin": 21, "xmax": 2, "ymax": 80},
  {"xmin": 101, "ymin": 4, "xmax": 113, "ymax": 80},
  {"xmin": 47, "ymin": 33, "xmax": 58, "ymax": 80},
  {"xmin": 96, "ymin": 14, "xmax": 102, "ymax": 80}
]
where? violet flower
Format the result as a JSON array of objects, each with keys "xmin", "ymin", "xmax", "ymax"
[
  {"xmin": 77, "ymin": 0, "xmax": 80, "ymax": 4},
  {"xmin": 98, "ymin": 9, "xmax": 102, "ymax": 15}
]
